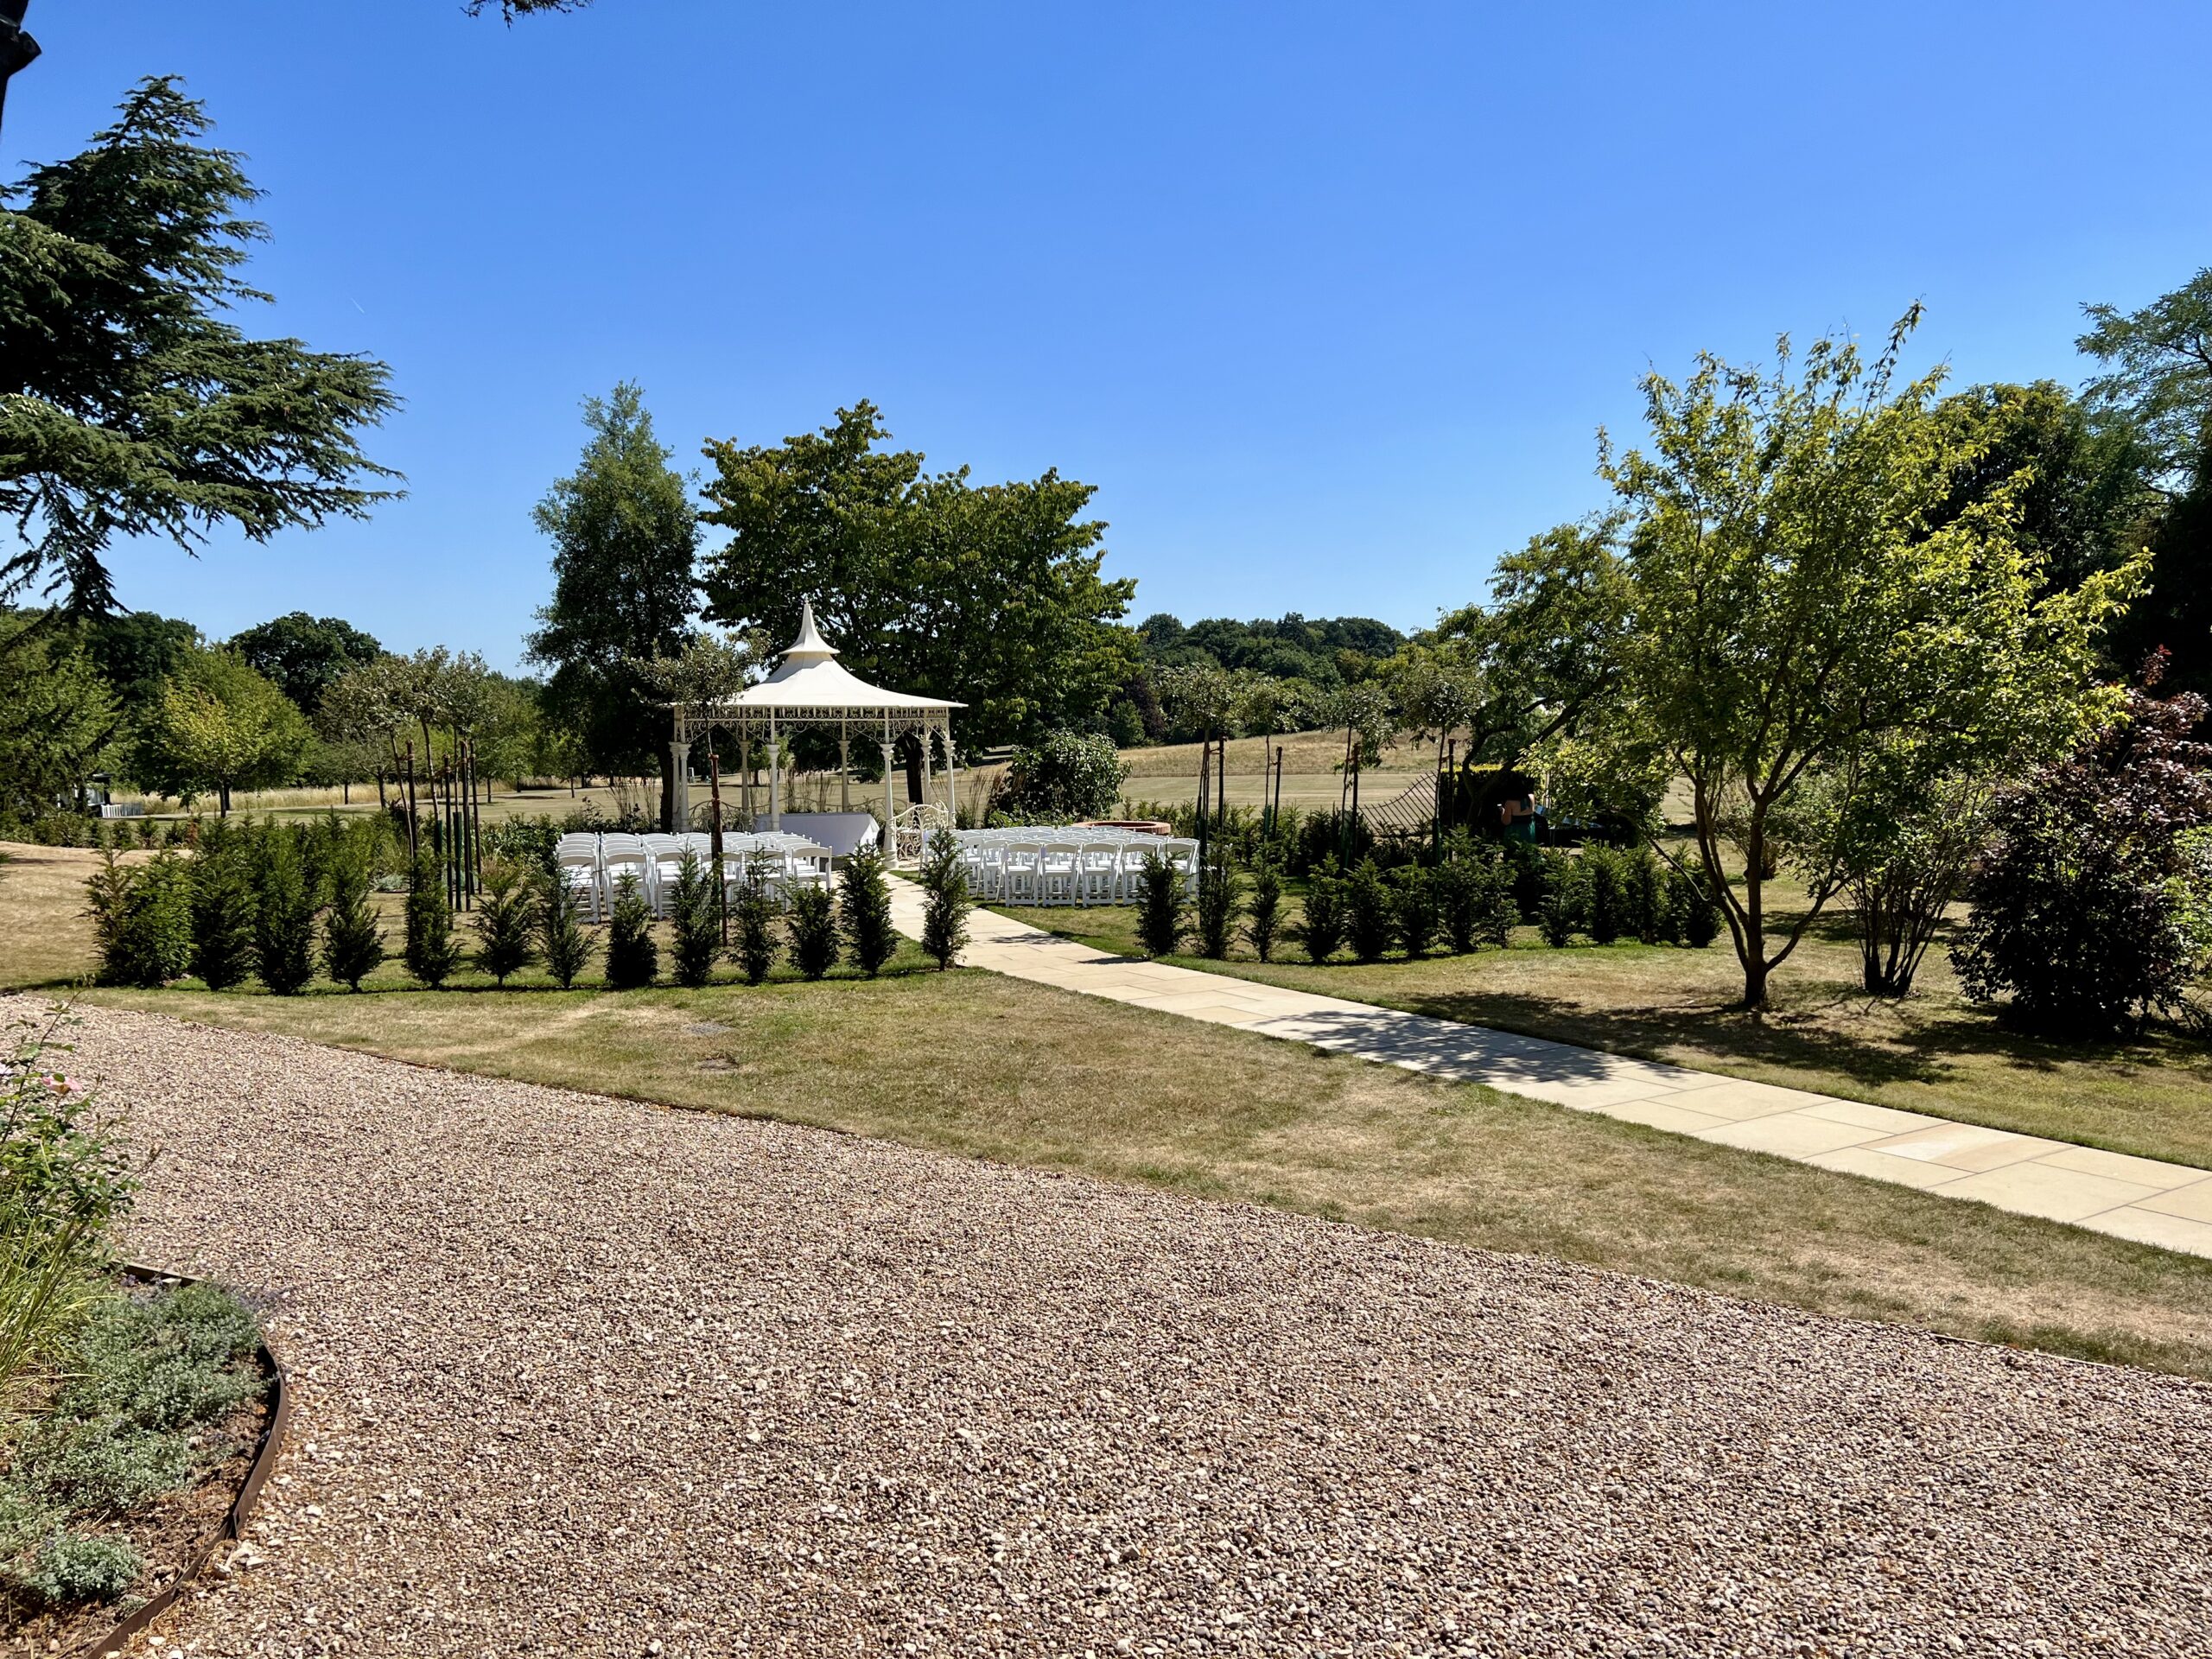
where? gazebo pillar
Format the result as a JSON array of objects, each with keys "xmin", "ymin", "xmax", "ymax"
[
  {"xmin": 839, "ymin": 731, "xmax": 851, "ymax": 812},
  {"xmin": 766, "ymin": 717, "xmax": 782, "ymax": 831},
  {"xmin": 880, "ymin": 735, "xmax": 897, "ymax": 857},
  {"xmin": 944, "ymin": 724, "xmax": 959, "ymax": 830},
  {"xmin": 669, "ymin": 738, "xmax": 690, "ymax": 831}
]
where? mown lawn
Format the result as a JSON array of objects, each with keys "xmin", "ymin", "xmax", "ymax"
[
  {"xmin": 1002, "ymin": 883, "xmax": 2212, "ymax": 1173},
  {"xmin": 10, "ymin": 842, "xmax": 2212, "ymax": 1379}
]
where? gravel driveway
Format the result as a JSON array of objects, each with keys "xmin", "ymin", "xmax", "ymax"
[{"xmin": 56, "ymin": 1003, "xmax": 2212, "ymax": 1656}]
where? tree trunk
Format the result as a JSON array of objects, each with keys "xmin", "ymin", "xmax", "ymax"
[
  {"xmin": 904, "ymin": 734, "xmax": 925, "ymax": 805},
  {"xmin": 1742, "ymin": 949, "xmax": 1770, "ymax": 1010},
  {"xmin": 219, "ymin": 780, "xmax": 231, "ymax": 816},
  {"xmin": 1739, "ymin": 825, "xmax": 1769, "ymax": 1010}
]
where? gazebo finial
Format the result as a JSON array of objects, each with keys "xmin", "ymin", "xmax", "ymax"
[{"xmin": 785, "ymin": 597, "xmax": 839, "ymax": 664}]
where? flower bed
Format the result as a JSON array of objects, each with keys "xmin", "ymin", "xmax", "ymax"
[{"xmin": 0, "ymin": 1275, "xmax": 275, "ymax": 1648}]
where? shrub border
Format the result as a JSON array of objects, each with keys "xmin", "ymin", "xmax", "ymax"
[{"xmin": 80, "ymin": 1264, "xmax": 294, "ymax": 1656}]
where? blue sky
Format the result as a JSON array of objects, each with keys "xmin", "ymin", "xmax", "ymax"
[{"xmin": 9, "ymin": 1, "xmax": 2209, "ymax": 670}]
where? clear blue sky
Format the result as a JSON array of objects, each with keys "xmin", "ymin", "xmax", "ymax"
[{"xmin": 10, "ymin": 2, "xmax": 2209, "ymax": 669}]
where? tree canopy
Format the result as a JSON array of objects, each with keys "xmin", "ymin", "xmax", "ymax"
[
  {"xmin": 1568, "ymin": 311, "xmax": 2134, "ymax": 1009},
  {"xmin": 525, "ymin": 382, "xmax": 697, "ymax": 816},
  {"xmin": 131, "ymin": 646, "xmax": 308, "ymax": 812},
  {"xmin": 79, "ymin": 608, "xmax": 197, "ymax": 720},
  {"xmin": 0, "ymin": 79, "xmax": 397, "ymax": 615},
  {"xmin": 226, "ymin": 611, "xmax": 382, "ymax": 715},
  {"xmin": 2077, "ymin": 270, "xmax": 2212, "ymax": 696},
  {"xmin": 697, "ymin": 401, "xmax": 1138, "ymax": 749},
  {"xmin": 2078, "ymin": 267, "xmax": 2212, "ymax": 489},
  {"xmin": 0, "ymin": 610, "xmax": 112, "ymax": 819},
  {"xmin": 1928, "ymin": 381, "xmax": 2158, "ymax": 599}
]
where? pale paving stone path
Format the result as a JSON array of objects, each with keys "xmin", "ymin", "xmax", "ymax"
[{"xmin": 887, "ymin": 879, "xmax": 2212, "ymax": 1262}]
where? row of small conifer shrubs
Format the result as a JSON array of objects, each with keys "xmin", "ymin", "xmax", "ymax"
[
  {"xmin": 85, "ymin": 818, "xmax": 978, "ymax": 993},
  {"xmin": 1128, "ymin": 833, "xmax": 1721, "ymax": 963}
]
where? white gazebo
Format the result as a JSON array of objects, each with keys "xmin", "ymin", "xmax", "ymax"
[{"xmin": 668, "ymin": 600, "xmax": 963, "ymax": 846}]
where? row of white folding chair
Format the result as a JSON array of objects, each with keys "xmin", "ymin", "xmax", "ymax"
[
  {"xmin": 561, "ymin": 835, "xmax": 830, "ymax": 920},
  {"xmin": 966, "ymin": 837, "xmax": 1193, "ymax": 906}
]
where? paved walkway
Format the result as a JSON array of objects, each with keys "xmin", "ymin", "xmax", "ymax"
[{"xmin": 888, "ymin": 882, "xmax": 2212, "ymax": 1262}]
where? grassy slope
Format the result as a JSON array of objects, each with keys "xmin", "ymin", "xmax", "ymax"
[{"xmin": 10, "ymin": 844, "xmax": 2212, "ymax": 1378}]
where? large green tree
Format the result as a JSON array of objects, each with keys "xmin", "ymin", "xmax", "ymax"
[
  {"xmin": 0, "ymin": 79, "xmax": 396, "ymax": 617},
  {"xmin": 132, "ymin": 647, "xmax": 309, "ymax": 813},
  {"xmin": 0, "ymin": 610, "xmax": 114, "ymax": 817},
  {"xmin": 79, "ymin": 608, "xmax": 197, "ymax": 724},
  {"xmin": 697, "ymin": 403, "xmax": 1138, "ymax": 772},
  {"xmin": 525, "ymin": 383, "xmax": 698, "ymax": 828},
  {"xmin": 2078, "ymin": 270, "xmax": 2212, "ymax": 696},
  {"xmin": 1572, "ymin": 312, "xmax": 2133, "ymax": 1010},
  {"xmin": 226, "ymin": 612, "xmax": 382, "ymax": 716},
  {"xmin": 1928, "ymin": 382, "xmax": 2158, "ymax": 599},
  {"xmin": 2079, "ymin": 268, "xmax": 2212, "ymax": 486},
  {"xmin": 1431, "ymin": 515, "xmax": 1632, "ymax": 777}
]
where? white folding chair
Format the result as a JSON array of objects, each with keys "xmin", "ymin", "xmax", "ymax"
[
  {"xmin": 1001, "ymin": 842, "xmax": 1041, "ymax": 906},
  {"xmin": 600, "ymin": 836, "xmax": 651, "ymax": 916},
  {"xmin": 555, "ymin": 844, "xmax": 604, "ymax": 923},
  {"xmin": 1038, "ymin": 841, "xmax": 1081, "ymax": 906},
  {"xmin": 1076, "ymin": 842, "xmax": 1120, "ymax": 906},
  {"xmin": 1163, "ymin": 837, "xmax": 1199, "ymax": 897}
]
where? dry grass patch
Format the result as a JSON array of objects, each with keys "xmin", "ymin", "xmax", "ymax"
[
  {"xmin": 0, "ymin": 843, "xmax": 128, "ymax": 990},
  {"xmin": 32, "ymin": 972, "xmax": 2212, "ymax": 1380}
]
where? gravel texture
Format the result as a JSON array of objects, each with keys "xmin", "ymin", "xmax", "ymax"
[{"xmin": 53, "ymin": 1001, "xmax": 2212, "ymax": 1656}]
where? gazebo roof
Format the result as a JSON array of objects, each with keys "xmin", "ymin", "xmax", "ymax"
[{"xmin": 715, "ymin": 600, "xmax": 962, "ymax": 715}]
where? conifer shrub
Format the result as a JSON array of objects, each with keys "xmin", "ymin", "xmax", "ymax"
[
  {"xmin": 471, "ymin": 858, "xmax": 538, "ymax": 987},
  {"xmin": 1475, "ymin": 850, "xmax": 1521, "ymax": 948},
  {"xmin": 188, "ymin": 820, "xmax": 258, "ymax": 990},
  {"xmin": 1133, "ymin": 850, "xmax": 1185, "ymax": 958},
  {"xmin": 1674, "ymin": 866, "xmax": 1720, "ymax": 948},
  {"xmin": 1582, "ymin": 846, "xmax": 1626, "ymax": 945},
  {"xmin": 251, "ymin": 830, "xmax": 317, "ymax": 995},
  {"xmin": 1390, "ymin": 863, "xmax": 1437, "ymax": 958},
  {"xmin": 84, "ymin": 849, "xmax": 192, "ymax": 988},
  {"xmin": 1344, "ymin": 858, "xmax": 1395, "ymax": 963},
  {"xmin": 1624, "ymin": 847, "xmax": 1668, "ymax": 944},
  {"xmin": 1298, "ymin": 856, "xmax": 1346, "ymax": 963},
  {"xmin": 1245, "ymin": 855, "xmax": 1284, "ymax": 962},
  {"xmin": 838, "ymin": 850, "xmax": 897, "ymax": 976},
  {"xmin": 604, "ymin": 873, "xmax": 658, "ymax": 988},
  {"xmin": 730, "ymin": 857, "xmax": 780, "ymax": 984},
  {"xmin": 320, "ymin": 853, "xmax": 385, "ymax": 991},
  {"xmin": 1433, "ymin": 835, "xmax": 1519, "ymax": 952},
  {"xmin": 537, "ymin": 865, "xmax": 597, "ymax": 990},
  {"xmin": 404, "ymin": 852, "xmax": 463, "ymax": 988},
  {"xmin": 668, "ymin": 851, "xmax": 721, "ymax": 989},
  {"xmin": 917, "ymin": 833, "xmax": 971, "ymax": 972},
  {"xmin": 785, "ymin": 882, "xmax": 839, "ymax": 980},
  {"xmin": 1194, "ymin": 854, "xmax": 1243, "ymax": 960}
]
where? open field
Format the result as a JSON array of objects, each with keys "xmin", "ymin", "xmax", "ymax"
[
  {"xmin": 10, "ymin": 842, "xmax": 2212, "ymax": 1377},
  {"xmin": 1118, "ymin": 728, "xmax": 1430, "ymax": 810},
  {"xmin": 1006, "ymin": 887, "xmax": 2212, "ymax": 1174}
]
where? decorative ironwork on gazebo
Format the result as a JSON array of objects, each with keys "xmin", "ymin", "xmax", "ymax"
[{"xmin": 668, "ymin": 600, "xmax": 963, "ymax": 853}]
